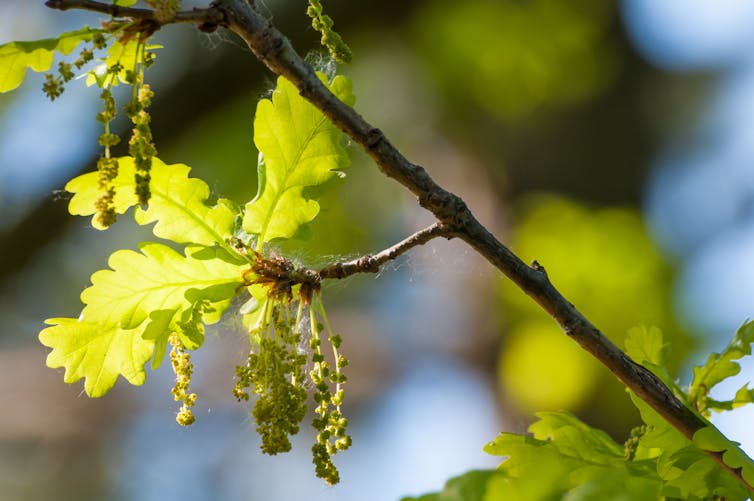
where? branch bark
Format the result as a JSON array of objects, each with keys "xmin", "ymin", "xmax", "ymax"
[{"xmin": 44, "ymin": 0, "xmax": 754, "ymax": 493}]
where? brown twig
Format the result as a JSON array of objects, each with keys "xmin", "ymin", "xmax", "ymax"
[
  {"xmin": 43, "ymin": 0, "xmax": 754, "ymax": 493},
  {"xmin": 318, "ymin": 223, "xmax": 450, "ymax": 280},
  {"xmin": 240, "ymin": 223, "xmax": 450, "ymax": 295}
]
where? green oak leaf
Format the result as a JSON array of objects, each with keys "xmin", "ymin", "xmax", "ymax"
[
  {"xmin": 630, "ymin": 392, "xmax": 753, "ymax": 499},
  {"xmin": 628, "ymin": 392, "xmax": 689, "ymax": 456},
  {"xmin": 657, "ymin": 445, "xmax": 749, "ymax": 500},
  {"xmin": 400, "ymin": 470, "xmax": 498, "ymax": 501},
  {"xmin": 39, "ymin": 244, "xmax": 244, "ymax": 395},
  {"xmin": 142, "ymin": 309, "xmax": 176, "ymax": 370},
  {"xmin": 625, "ymin": 325, "xmax": 669, "ymax": 367},
  {"xmin": 689, "ymin": 320, "xmax": 754, "ymax": 411},
  {"xmin": 79, "ymin": 243, "xmax": 243, "ymax": 331},
  {"xmin": 243, "ymin": 73, "xmax": 355, "ymax": 245},
  {"xmin": 693, "ymin": 426, "xmax": 754, "ymax": 489},
  {"xmin": 624, "ymin": 325, "xmax": 678, "ymax": 394},
  {"xmin": 482, "ymin": 411, "xmax": 662, "ymax": 500},
  {"xmin": 0, "ymin": 27, "xmax": 104, "ymax": 92},
  {"xmin": 39, "ymin": 318, "xmax": 154, "ymax": 398},
  {"xmin": 526, "ymin": 411, "xmax": 626, "ymax": 465},
  {"xmin": 66, "ymin": 156, "xmax": 238, "ymax": 246}
]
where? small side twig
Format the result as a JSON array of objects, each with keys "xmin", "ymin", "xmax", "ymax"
[
  {"xmin": 319, "ymin": 223, "xmax": 451, "ymax": 280},
  {"xmin": 241, "ymin": 223, "xmax": 451, "ymax": 301}
]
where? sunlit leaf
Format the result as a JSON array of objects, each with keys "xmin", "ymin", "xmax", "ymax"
[
  {"xmin": 66, "ymin": 156, "xmax": 238, "ymax": 246},
  {"xmin": 400, "ymin": 470, "xmax": 498, "ymax": 501},
  {"xmin": 629, "ymin": 392, "xmax": 752, "ymax": 499},
  {"xmin": 624, "ymin": 325, "xmax": 677, "ymax": 392},
  {"xmin": 39, "ymin": 318, "xmax": 154, "ymax": 398},
  {"xmin": 657, "ymin": 446, "xmax": 747, "ymax": 500},
  {"xmin": 79, "ymin": 242, "xmax": 243, "ymax": 330},
  {"xmin": 625, "ymin": 325, "xmax": 668, "ymax": 367},
  {"xmin": 483, "ymin": 411, "xmax": 662, "ymax": 500},
  {"xmin": 628, "ymin": 391, "xmax": 688, "ymax": 456},
  {"xmin": 243, "ymin": 73, "xmax": 355, "ymax": 244},
  {"xmin": 689, "ymin": 321, "xmax": 754, "ymax": 411},
  {"xmin": 0, "ymin": 27, "xmax": 104, "ymax": 92},
  {"xmin": 693, "ymin": 426, "xmax": 754, "ymax": 488},
  {"xmin": 39, "ymin": 244, "xmax": 244, "ymax": 396}
]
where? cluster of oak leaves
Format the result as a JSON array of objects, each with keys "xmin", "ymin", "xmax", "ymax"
[{"xmin": 38, "ymin": 17, "xmax": 353, "ymax": 485}]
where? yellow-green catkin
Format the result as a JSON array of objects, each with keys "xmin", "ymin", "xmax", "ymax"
[
  {"xmin": 125, "ymin": 39, "xmax": 157, "ymax": 206},
  {"xmin": 306, "ymin": 0, "xmax": 352, "ymax": 64},
  {"xmin": 169, "ymin": 333, "xmax": 197, "ymax": 427},
  {"xmin": 309, "ymin": 295, "xmax": 351, "ymax": 485},
  {"xmin": 94, "ymin": 87, "xmax": 120, "ymax": 227}
]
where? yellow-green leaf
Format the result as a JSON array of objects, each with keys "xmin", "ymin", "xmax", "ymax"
[
  {"xmin": 39, "ymin": 244, "xmax": 245, "ymax": 396},
  {"xmin": 79, "ymin": 243, "xmax": 243, "ymax": 330},
  {"xmin": 0, "ymin": 27, "xmax": 103, "ymax": 92},
  {"xmin": 689, "ymin": 321, "xmax": 754, "ymax": 414},
  {"xmin": 66, "ymin": 157, "xmax": 237, "ymax": 246},
  {"xmin": 693, "ymin": 426, "xmax": 754, "ymax": 489},
  {"xmin": 39, "ymin": 318, "xmax": 154, "ymax": 398},
  {"xmin": 243, "ymin": 73, "xmax": 354, "ymax": 245}
]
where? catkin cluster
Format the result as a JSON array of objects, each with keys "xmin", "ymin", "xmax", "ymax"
[
  {"xmin": 306, "ymin": 0, "xmax": 352, "ymax": 64},
  {"xmin": 44, "ymin": 27, "xmax": 159, "ymax": 227},
  {"xmin": 234, "ymin": 286, "xmax": 352, "ymax": 485},
  {"xmin": 169, "ymin": 333, "xmax": 197, "ymax": 427}
]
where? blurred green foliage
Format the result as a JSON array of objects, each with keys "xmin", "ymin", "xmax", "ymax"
[
  {"xmin": 413, "ymin": 0, "xmax": 617, "ymax": 121},
  {"xmin": 498, "ymin": 196, "xmax": 693, "ymax": 424}
]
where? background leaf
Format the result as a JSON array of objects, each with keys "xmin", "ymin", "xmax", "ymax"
[
  {"xmin": 243, "ymin": 73, "xmax": 355, "ymax": 245},
  {"xmin": 0, "ymin": 27, "xmax": 103, "ymax": 92}
]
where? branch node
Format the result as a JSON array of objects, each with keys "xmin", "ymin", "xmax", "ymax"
[
  {"xmin": 356, "ymin": 255, "xmax": 378, "ymax": 273},
  {"xmin": 198, "ymin": 21, "xmax": 219, "ymax": 33},
  {"xmin": 366, "ymin": 128, "xmax": 383, "ymax": 149}
]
